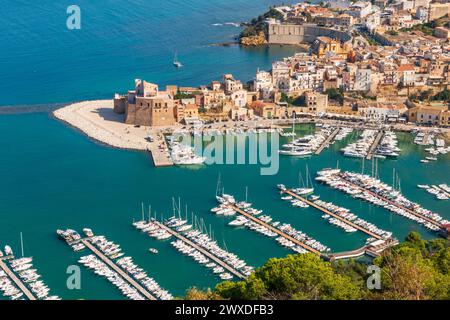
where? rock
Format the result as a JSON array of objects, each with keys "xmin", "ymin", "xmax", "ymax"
[{"xmin": 240, "ymin": 31, "xmax": 267, "ymax": 46}]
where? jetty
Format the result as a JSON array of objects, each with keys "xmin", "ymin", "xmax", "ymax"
[
  {"xmin": 326, "ymin": 238, "xmax": 398, "ymax": 261},
  {"xmin": 314, "ymin": 128, "xmax": 340, "ymax": 155},
  {"xmin": 0, "ymin": 259, "xmax": 37, "ymax": 301},
  {"xmin": 366, "ymin": 131, "xmax": 384, "ymax": 160},
  {"xmin": 283, "ymin": 190, "xmax": 384, "ymax": 240},
  {"xmin": 152, "ymin": 221, "xmax": 246, "ymax": 279},
  {"xmin": 338, "ymin": 174, "xmax": 443, "ymax": 229},
  {"xmin": 224, "ymin": 204, "xmax": 322, "ymax": 256},
  {"xmin": 81, "ymin": 239, "xmax": 157, "ymax": 300}
]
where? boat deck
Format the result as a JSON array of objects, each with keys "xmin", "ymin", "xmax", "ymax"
[
  {"xmin": 0, "ymin": 259, "xmax": 37, "ymax": 300},
  {"xmin": 81, "ymin": 239, "xmax": 157, "ymax": 300},
  {"xmin": 152, "ymin": 221, "xmax": 246, "ymax": 279}
]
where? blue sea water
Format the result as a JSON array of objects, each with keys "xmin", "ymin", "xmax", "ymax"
[
  {"xmin": 0, "ymin": 0, "xmax": 449, "ymax": 301},
  {"xmin": 0, "ymin": 0, "xmax": 299, "ymax": 106}
]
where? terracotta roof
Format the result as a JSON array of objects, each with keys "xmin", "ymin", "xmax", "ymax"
[{"xmin": 397, "ymin": 64, "xmax": 415, "ymax": 72}]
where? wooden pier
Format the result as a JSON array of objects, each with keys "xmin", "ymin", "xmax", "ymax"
[
  {"xmin": 366, "ymin": 131, "xmax": 384, "ymax": 160},
  {"xmin": 0, "ymin": 259, "xmax": 37, "ymax": 300},
  {"xmin": 337, "ymin": 174, "xmax": 443, "ymax": 229},
  {"xmin": 153, "ymin": 221, "xmax": 246, "ymax": 279},
  {"xmin": 81, "ymin": 239, "xmax": 157, "ymax": 300},
  {"xmin": 314, "ymin": 128, "xmax": 341, "ymax": 155},
  {"xmin": 225, "ymin": 204, "xmax": 322, "ymax": 256},
  {"xmin": 284, "ymin": 190, "xmax": 384, "ymax": 240}
]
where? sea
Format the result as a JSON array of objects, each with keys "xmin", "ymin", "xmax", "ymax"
[{"xmin": 0, "ymin": 1, "xmax": 448, "ymax": 300}]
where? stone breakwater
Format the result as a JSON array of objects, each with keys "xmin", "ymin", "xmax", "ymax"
[{"xmin": 53, "ymin": 100, "xmax": 151, "ymax": 151}]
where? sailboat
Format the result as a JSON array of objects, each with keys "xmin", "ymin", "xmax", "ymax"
[
  {"xmin": 279, "ymin": 117, "xmax": 312, "ymax": 157},
  {"xmin": 294, "ymin": 165, "xmax": 314, "ymax": 195},
  {"xmin": 173, "ymin": 52, "xmax": 183, "ymax": 68}
]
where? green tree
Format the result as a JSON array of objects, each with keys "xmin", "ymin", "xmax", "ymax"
[{"xmin": 216, "ymin": 254, "xmax": 361, "ymax": 300}]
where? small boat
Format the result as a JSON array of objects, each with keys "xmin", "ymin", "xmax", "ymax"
[
  {"xmin": 420, "ymin": 159, "xmax": 429, "ymax": 163},
  {"xmin": 425, "ymin": 157, "xmax": 437, "ymax": 161},
  {"xmin": 173, "ymin": 52, "xmax": 183, "ymax": 68},
  {"xmin": 149, "ymin": 248, "xmax": 159, "ymax": 254},
  {"xmin": 417, "ymin": 185, "xmax": 430, "ymax": 189}
]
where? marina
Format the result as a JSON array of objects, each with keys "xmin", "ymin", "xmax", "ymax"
[
  {"xmin": 278, "ymin": 186, "xmax": 391, "ymax": 241},
  {"xmin": 213, "ymin": 194, "xmax": 329, "ymax": 256},
  {"xmin": 0, "ymin": 245, "xmax": 59, "ymax": 300},
  {"xmin": 58, "ymin": 229, "xmax": 172, "ymax": 300},
  {"xmin": 366, "ymin": 131, "xmax": 385, "ymax": 160},
  {"xmin": 316, "ymin": 169, "xmax": 448, "ymax": 232},
  {"xmin": 133, "ymin": 218, "xmax": 248, "ymax": 280}
]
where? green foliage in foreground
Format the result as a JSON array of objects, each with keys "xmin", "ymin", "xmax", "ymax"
[{"xmin": 183, "ymin": 232, "xmax": 450, "ymax": 300}]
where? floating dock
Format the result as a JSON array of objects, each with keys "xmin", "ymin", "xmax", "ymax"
[
  {"xmin": 224, "ymin": 204, "xmax": 322, "ymax": 256},
  {"xmin": 152, "ymin": 221, "xmax": 246, "ymax": 279},
  {"xmin": 0, "ymin": 259, "xmax": 37, "ymax": 301},
  {"xmin": 283, "ymin": 190, "xmax": 384, "ymax": 240},
  {"xmin": 366, "ymin": 131, "xmax": 384, "ymax": 160},
  {"xmin": 314, "ymin": 128, "xmax": 341, "ymax": 155},
  {"xmin": 81, "ymin": 239, "xmax": 157, "ymax": 300},
  {"xmin": 326, "ymin": 238, "xmax": 398, "ymax": 261}
]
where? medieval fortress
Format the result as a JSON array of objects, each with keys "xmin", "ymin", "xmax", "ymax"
[{"xmin": 268, "ymin": 22, "xmax": 352, "ymax": 45}]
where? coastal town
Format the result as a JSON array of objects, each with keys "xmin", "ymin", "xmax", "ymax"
[
  {"xmin": 109, "ymin": 1, "xmax": 450, "ymax": 128},
  {"xmin": 2, "ymin": 0, "xmax": 450, "ymax": 303}
]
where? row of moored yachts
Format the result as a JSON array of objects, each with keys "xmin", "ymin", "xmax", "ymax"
[
  {"xmin": 134, "ymin": 218, "xmax": 253, "ymax": 281},
  {"xmin": 81, "ymin": 234, "xmax": 172, "ymax": 300},
  {"xmin": 0, "ymin": 245, "xmax": 60, "ymax": 300},
  {"xmin": 279, "ymin": 126, "xmax": 353, "ymax": 157},
  {"xmin": 342, "ymin": 130, "xmax": 400, "ymax": 159},
  {"xmin": 316, "ymin": 169, "xmax": 448, "ymax": 231},
  {"xmin": 214, "ymin": 194, "xmax": 330, "ymax": 254},
  {"xmin": 417, "ymin": 184, "xmax": 450, "ymax": 201}
]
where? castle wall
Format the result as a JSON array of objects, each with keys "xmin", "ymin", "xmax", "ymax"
[{"xmin": 268, "ymin": 23, "xmax": 351, "ymax": 45}]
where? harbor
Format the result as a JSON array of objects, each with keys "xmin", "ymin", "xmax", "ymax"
[
  {"xmin": 212, "ymin": 193, "xmax": 328, "ymax": 256},
  {"xmin": 0, "ymin": 244, "xmax": 59, "ymax": 301},
  {"xmin": 58, "ymin": 228, "xmax": 172, "ymax": 300},
  {"xmin": 315, "ymin": 169, "xmax": 448, "ymax": 232},
  {"xmin": 279, "ymin": 187, "xmax": 390, "ymax": 241},
  {"xmin": 133, "ymin": 215, "xmax": 250, "ymax": 280},
  {"xmin": 0, "ymin": 118, "xmax": 448, "ymax": 299}
]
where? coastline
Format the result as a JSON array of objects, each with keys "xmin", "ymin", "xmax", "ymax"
[{"xmin": 53, "ymin": 100, "xmax": 152, "ymax": 151}]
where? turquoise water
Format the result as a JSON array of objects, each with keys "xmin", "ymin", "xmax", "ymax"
[
  {"xmin": 0, "ymin": 113, "xmax": 448, "ymax": 299},
  {"xmin": 0, "ymin": 0, "xmax": 449, "ymax": 300},
  {"xmin": 0, "ymin": 0, "xmax": 299, "ymax": 106}
]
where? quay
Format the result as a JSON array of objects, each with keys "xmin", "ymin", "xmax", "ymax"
[
  {"xmin": 366, "ymin": 131, "xmax": 384, "ymax": 160},
  {"xmin": 283, "ymin": 190, "xmax": 384, "ymax": 240},
  {"xmin": 314, "ymin": 128, "xmax": 340, "ymax": 155},
  {"xmin": 225, "ymin": 204, "xmax": 322, "ymax": 256},
  {"xmin": 148, "ymin": 133, "xmax": 174, "ymax": 167},
  {"xmin": 0, "ymin": 259, "xmax": 37, "ymax": 301},
  {"xmin": 81, "ymin": 239, "xmax": 157, "ymax": 300},
  {"xmin": 338, "ymin": 174, "xmax": 444, "ymax": 229},
  {"xmin": 152, "ymin": 221, "xmax": 246, "ymax": 279}
]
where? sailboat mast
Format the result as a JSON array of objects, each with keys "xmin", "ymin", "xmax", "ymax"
[
  {"xmin": 20, "ymin": 232, "xmax": 24, "ymax": 257},
  {"xmin": 141, "ymin": 202, "xmax": 145, "ymax": 222},
  {"xmin": 245, "ymin": 186, "xmax": 248, "ymax": 203}
]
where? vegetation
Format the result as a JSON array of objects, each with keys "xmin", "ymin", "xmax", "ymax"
[
  {"xmin": 431, "ymin": 89, "xmax": 450, "ymax": 102},
  {"xmin": 183, "ymin": 233, "xmax": 450, "ymax": 300},
  {"xmin": 325, "ymin": 88, "xmax": 344, "ymax": 105},
  {"xmin": 240, "ymin": 8, "xmax": 285, "ymax": 39},
  {"xmin": 174, "ymin": 91, "xmax": 195, "ymax": 100},
  {"xmin": 386, "ymin": 30, "xmax": 399, "ymax": 36},
  {"xmin": 280, "ymin": 93, "xmax": 306, "ymax": 107},
  {"xmin": 409, "ymin": 89, "xmax": 450, "ymax": 102}
]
